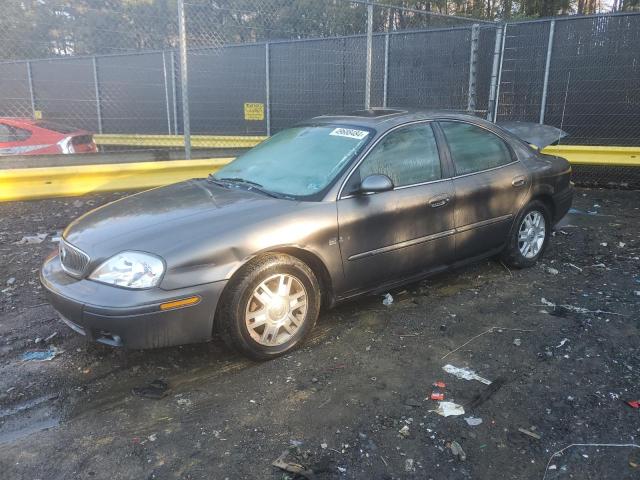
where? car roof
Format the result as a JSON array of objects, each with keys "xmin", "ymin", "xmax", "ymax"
[{"xmin": 307, "ymin": 108, "xmax": 489, "ymax": 130}]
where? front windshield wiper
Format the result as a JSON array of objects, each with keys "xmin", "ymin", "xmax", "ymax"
[{"xmin": 209, "ymin": 175, "xmax": 280, "ymax": 198}]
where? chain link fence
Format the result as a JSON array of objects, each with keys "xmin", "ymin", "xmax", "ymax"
[{"xmin": 0, "ymin": 2, "xmax": 639, "ymax": 184}]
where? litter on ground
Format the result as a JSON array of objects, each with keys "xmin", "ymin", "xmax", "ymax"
[
  {"xmin": 443, "ymin": 364, "xmax": 492, "ymax": 385},
  {"xmin": 430, "ymin": 401, "xmax": 465, "ymax": 417}
]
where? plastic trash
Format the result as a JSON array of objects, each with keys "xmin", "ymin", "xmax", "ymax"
[
  {"xmin": 382, "ymin": 293, "xmax": 393, "ymax": 306},
  {"xmin": 448, "ymin": 440, "xmax": 467, "ymax": 461},
  {"xmin": 431, "ymin": 401, "xmax": 465, "ymax": 417},
  {"xmin": 14, "ymin": 233, "xmax": 47, "ymax": 245},
  {"xmin": 22, "ymin": 346, "xmax": 61, "ymax": 362},
  {"xmin": 443, "ymin": 364, "xmax": 492, "ymax": 385},
  {"xmin": 464, "ymin": 416, "xmax": 483, "ymax": 426}
]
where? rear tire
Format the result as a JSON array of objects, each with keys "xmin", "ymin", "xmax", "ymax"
[
  {"xmin": 216, "ymin": 253, "xmax": 321, "ymax": 361},
  {"xmin": 501, "ymin": 200, "xmax": 551, "ymax": 269}
]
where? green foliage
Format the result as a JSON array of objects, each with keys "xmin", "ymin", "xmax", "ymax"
[{"xmin": 0, "ymin": 0, "xmax": 633, "ymax": 60}]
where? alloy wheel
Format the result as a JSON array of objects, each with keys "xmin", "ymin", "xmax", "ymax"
[
  {"xmin": 518, "ymin": 210, "xmax": 546, "ymax": 259},
  {"xmin": 245, "ymin": 273, "xmax": 308, "ymax": 346}
]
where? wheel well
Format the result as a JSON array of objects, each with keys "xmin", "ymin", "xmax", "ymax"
[
  {"xmin": 269, "ymin": 247, "xmax": 335, "ymax": 309},
  {"xmin": 531, "ymin": 194, "xmax": 555, "ymax": 220}
]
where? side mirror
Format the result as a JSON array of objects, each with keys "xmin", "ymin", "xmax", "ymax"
[{"xmin": 359, "ymin": 174, "xmax": 394, "ymax": 194}]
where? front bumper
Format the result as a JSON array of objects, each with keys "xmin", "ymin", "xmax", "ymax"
[{"xmin": 40, "ymin": 255, "xmax": 227, "ymax": 349}]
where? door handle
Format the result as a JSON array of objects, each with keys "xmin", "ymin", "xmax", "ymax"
[
  {"xmin": 429, "ymin": 196, "xmax": 450, "ymax": 208},
  {"xmin": 512, "ymin": 176, "xmax": 526, "ymax": 187}
]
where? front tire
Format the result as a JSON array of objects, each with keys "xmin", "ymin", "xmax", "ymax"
[
  {"xmin": 501, "ymin": 200, "xmax": 551, "ymax": 268},
  {"xmin": 216, "ymin": 253, "xmax": 321, "ymax": 361}
]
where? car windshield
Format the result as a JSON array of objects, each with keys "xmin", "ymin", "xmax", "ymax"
[{"xmin": 212, "ymin": 125, "xmax": 372, "ymax": 197}]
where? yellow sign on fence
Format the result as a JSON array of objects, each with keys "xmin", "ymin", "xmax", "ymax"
[{"xmin": 244, "ymin": 102, "xmax": 265, "ymax": 121}]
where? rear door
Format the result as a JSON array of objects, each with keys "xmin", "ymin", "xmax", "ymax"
[
  {"xmin": 336, "ymin": 122, "xmax": 455, "ymax": 294},
  {"xmin": 437, "ymin": 120, "xmax": 529, "ymax": 261}
]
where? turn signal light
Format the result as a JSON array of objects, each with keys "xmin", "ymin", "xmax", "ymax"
[{"xmin": 159, "ymin": 296, "xmax": 201, "ymax": 311}]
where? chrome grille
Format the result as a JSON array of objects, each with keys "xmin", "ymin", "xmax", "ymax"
[{"xmin": 59, "ymin": 239, "xmax": 90, "ymax": 277}]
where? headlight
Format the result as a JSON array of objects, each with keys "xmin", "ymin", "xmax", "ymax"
[{"xmin": 89, "ymin": 251, "xmax": 164, "ymax": 289}]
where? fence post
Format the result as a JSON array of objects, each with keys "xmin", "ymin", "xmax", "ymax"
[
  {"xmin": 493, "ymin": 24, "xmax": 508, "ymax": 122},
  {"xmin": 162, "ymin": 51, "xmax": 172, "ymax": 134},
  {"xmin": 383, "ymin": 32, "xmax": 389, "ymax": 108},
  {"xmin": 92, "ymin": 56, "xmax": 103, "ymax": 134},
  {"xmin": 177, "ymin": 0, "xmax": 191, "ymax": 159},
  {"xmin": 364, "ymin": 2, "xmax": 373, "ymax": 110},
  {"xmin": 467, "ymin": 24, "xmax": 480, "ymax": 113},
  {"xmin": 539, "ymin": 19, "xmax": 555, "ymax": 125},
  {"xmin": 26, "ymin": 61, "xmax": 36, "ymax": 118},
  {"xmin": 170, "ymin": 51, "xmax": 178, "ymax": 136},
  {"xmin": 486, "ymin": 26, "xmax": 502, "ymax": 120},
  {"xmin": 265, "ymin": 42, "xmax": 271, "ymax": 136}
]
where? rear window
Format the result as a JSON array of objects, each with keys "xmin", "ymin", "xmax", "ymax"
[{"xmin": 33, "ymin": 121, "xmax": 78, "ymax": 134}]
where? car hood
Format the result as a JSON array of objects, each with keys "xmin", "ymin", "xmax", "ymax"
[{"xmin": 63, "ymin": 179, "xmax": 298, "ymax": 260}]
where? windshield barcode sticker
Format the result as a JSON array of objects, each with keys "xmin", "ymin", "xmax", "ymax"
[{"xmin": 330, "ymin": 128, "xmax": 369, "ymax": 140}]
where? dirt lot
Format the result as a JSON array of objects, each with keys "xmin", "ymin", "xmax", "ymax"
[{"xmin": 0, "ymin": 188, "xmax": 639, "ymax": 480}]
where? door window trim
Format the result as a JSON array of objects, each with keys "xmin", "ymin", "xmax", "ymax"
[
  {"xmin": 338, "ymin": 120, "xmax": 448, "ymax": 200},
  {"xmin": 435, "ymin": 119, "xmax": 519, "ymax": 178}
]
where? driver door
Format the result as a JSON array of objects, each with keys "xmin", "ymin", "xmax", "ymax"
[{"xmin": 336, "ymin": 122, "xmax": 455, "ymax": 294}]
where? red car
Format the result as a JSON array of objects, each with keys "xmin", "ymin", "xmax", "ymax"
[{"xmin": 0, "ymin": 118, "xmax": 97, "ymax": 156}]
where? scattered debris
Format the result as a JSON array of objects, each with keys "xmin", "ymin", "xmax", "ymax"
[
  {"xmin": 404, "ymin": 458, "xmax": 415, "ymax": 472},
  {"xmin": 540, "ymin": 297, "xmax": 624, "ymax": 316},
  {"xmin": 431, "ymin": 401, "xmax": 465, "ymax": 417},
  {"xmin": 132, "ymin": 379, "xmax": 169, "ymax": 400},
  {"xmin": 518, "ymin": 427, "xmax": 541, "ymax": 440},
  {"xmin": 626, "ymin": 400, "xmax": 640, "ymax": 409},
  {"xmin": 513, "ymin": 338, "xmax": 522, "ymax": 346},
  {"xmin": 441, "ymin": 326, "xmax": 534, "ymax": 360},
  {"xmin": 272, "ymin": 450, "xmax": 316, "ymax": 480},
  {"xmin": 430, "ymin": 392, "xmax": 444, "ymax": 401},
  {"xmin": 44, "ymin": 331, "xmax": 58, "ymax": 342},
  {"xmin": 398, "ymin": 425, "xmax": 410, "ymax": 438},
  {"xmin": 443, "ymin": 364, "xmax": 492, "ymax": 385},
  {"xmin": 320, "ymin": 442, "xmax": 328, "ymax": 449},
  {"xmin": 630, "ymin": 450, "xmax": 640, "ymax": 469},
  {"xmin": 433, "ymin": 380, "xmax": 446, "ymax": 388},
  {"xmin": 382, "ymin": 293, "xmax": 393, "ymax": 306},
  {"xmin": 556, "ymin": 338, "xmax": 569, "ymax": 348},
  {"xmin": 21, "ymin": 346, "xmax": 61, "ymax": 362},
  {"xmin": 14, "ymin": 233, "xmax": 47, "ymax": 245},
  {"xmin": 448, "ymin": 441, "xmax": 467, "ymax": 461},
  {"xmin": 464, "ymin": 416, "xmax": 483, "ymax": 426},
  {"xmin": 543, "ymin": 444, "xmax": 640, "ymax": 480},
  {"xmin": 6, "ymin": 277, "xmax": 15, "ymax": 286},
  {"xmin": 546, "ymin": 267, "xmax": 559, "ymax": 275},
  {"xmin": 566, "ymin": 263, "xmax": 583, "ymax": 272}
]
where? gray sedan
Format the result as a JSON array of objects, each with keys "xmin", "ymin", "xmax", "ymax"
[{"xmin": 41, "ymin": 109, "xmax": 573, "ymax": 359}]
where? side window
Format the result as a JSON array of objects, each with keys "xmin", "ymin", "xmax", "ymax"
[
  {"xmin": 13, "ymin": 127, "xmax": 31, "ymax": 142},
  {"xmin": 0, "ymin": 124, "xmax": 13, "ymax": 143},
  {"xmin": 440, "ymin": 121, "xmax": 513, "ymax": 176},
  {"xmin": 357, "ymin": 123, "xmax": 441, "ymax": 188}
]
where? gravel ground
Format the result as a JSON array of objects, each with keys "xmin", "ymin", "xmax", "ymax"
[{"xmin": 0, "ymin": 187, "xmax": 639, "ymax": 480}]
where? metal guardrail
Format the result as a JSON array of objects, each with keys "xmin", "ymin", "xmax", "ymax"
[
  {"xmin": 0, "ymin": 158, "xmax": 232, "ymax": 202},
  {"xmin": 94, "ymin": 134, "xmax": 267, "ymax": 149},
  {"xmin": 0, "ymin": 146, "xmax": 638, "ymax": 203},
  {"xmin": 543, "ymin": 145, "xmax": 640, "ymax": 167}
]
